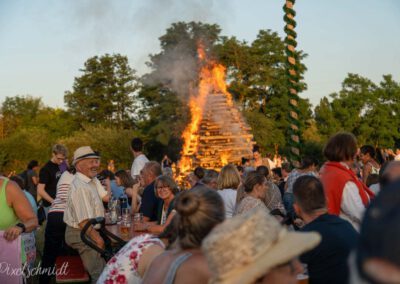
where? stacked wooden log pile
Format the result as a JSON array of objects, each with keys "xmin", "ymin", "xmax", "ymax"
[{"xmin": 180, "ymin": 92, "xmax": 255, "ymax": 172}]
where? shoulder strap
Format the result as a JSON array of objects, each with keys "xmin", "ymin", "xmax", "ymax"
[
  {"xmin": 163, "ymin": 253, "xmax": 192, "ymax": 284},
  {"xmin": 1, "ymin": 177, "xmax": 9, "ymax": 191},
  {"xmin": 0, "ymin": 178, "xmax": 9, "ymax": 201}
]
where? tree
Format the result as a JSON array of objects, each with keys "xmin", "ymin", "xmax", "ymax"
[
  {"xmin": 314, "ymin": 97, "xmax": 341, "ymax": 139},
  {"xmin": 244, "ymin": 110, "xmax": 285, "ymax": 151},
  {"xmin": 216, "ymin": 29, "xmax": 311, "ymax": 153},
  {"xmin": 137, "ymin": 86, "xmax": 189, "ymax": 154},
  {"xmin": 0, "ymin": 95, "xmax": 79, "ymax": 139},
  {"xmin": 358, "ymin": 75, "xmax": 400, "ymax": 146},
  {"xmin": 214, "ymin": 36, "xmax": 253, "ymax": 105},
  {"xmin": 64, "ymin": 54, "xmax": 139, "ymax": 128},
  {"xmin": 0, "ymin": 128, "xmax": 55, "ymax": 173},
  {"xmin": 59, "ymin": 125, "xmax": 140, "ymax": 170},
  {"xmin": 0, "ymin": 95, "xmax": 44, "ymax": 137},
  {"xmin": 314, "ymin": 73, "xmax": 400, "ymax": 148}
]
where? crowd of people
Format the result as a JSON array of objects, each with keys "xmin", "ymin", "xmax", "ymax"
[{"xmin": 1, "ymin": 133, "xmax": 400, "ymax": 284}]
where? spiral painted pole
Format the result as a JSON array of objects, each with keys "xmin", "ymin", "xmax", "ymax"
[{"xmin": 283, "ymin": 0, "xmax": 301, "ymax": 167}]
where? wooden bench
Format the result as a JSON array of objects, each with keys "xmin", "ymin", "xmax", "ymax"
[{"xmin": 55, "ymin": 255, "xmax": 90, "ymax": 283}]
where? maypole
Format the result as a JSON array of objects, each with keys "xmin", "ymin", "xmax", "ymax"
[{"xmin": 283, "ymin": 0, "xmax": 301, "ymax": 167}]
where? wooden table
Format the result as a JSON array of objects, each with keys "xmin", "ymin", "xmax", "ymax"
[{"xmin": 105, "ymin": 222, "xmax": 149, "ymax": 242}]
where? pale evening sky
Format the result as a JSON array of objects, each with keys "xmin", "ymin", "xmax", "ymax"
[{"xmin": 0, "ymin": 0, "xmax": 399, "ymax": 109}]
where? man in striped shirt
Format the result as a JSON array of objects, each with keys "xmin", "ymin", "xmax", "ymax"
[{"xmin": 63, "ymin": 146, "xmax": 106, "ymax": 283}]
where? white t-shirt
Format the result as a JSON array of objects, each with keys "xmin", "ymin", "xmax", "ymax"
[
  {"xmin": 131, "ymin": 154, "xmax": 149, "ymax": 178},
  {"xmin": 340, "ymin": 181, "xmax": 367, "ymax": 232},
  {"xmin": 267, "ymin": 158, "xmax": 276, "ymax": 170},
  {"xmin": 218, "ymin": 188, "xmax": 237, "ymax": 218}
]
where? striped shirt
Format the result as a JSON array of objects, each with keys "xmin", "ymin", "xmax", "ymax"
[
  {"xmin": 49, "ymin": 171, "xmax": 74, "ymax": 214},
  {"xmin": 63, "ymin": 172, "xmax": 105, "ymax": 229}
]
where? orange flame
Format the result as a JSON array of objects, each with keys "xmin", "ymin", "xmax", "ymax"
[
  {"xmin": 197, "ymin": 42, "xmax": 206, "ymax": 61},
  {"xmin": 220, "ymin": 152, "xmax": 229, "ymax": 166},
  {"xmin": 179, "ymin": 44, "xmax": 234, "ymax": 174}
]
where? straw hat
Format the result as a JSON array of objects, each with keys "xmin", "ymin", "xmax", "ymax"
[
  {"xmin": 202, "ymin": 207, "xmax": 321, "ymax": 284},
  {"xmin": 72, "ymin": 146, "xmax": 100, "ymax": 166}
]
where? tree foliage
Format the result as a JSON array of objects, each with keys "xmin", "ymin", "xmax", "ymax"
[
  {"xmin": 64, "ymin": 54, "xmax": 139, "ymax": 128},
  {"xmin": 0, "ymin": 128, "xmax": 55, "ymax": 172},
  {"xmin": 59, "ymin": 125, "xmax": 139, "ymax": 170},
  {"xmin": 0, "ymin": 95, "xmax": 44, "ymax": 137},
  {"xmin": 314, "ymin": 74, "xmax": 400, "ymax": 147},
  {"xmin": 216, "ymin": 29, "xmax": 311, "ymax": 153}
]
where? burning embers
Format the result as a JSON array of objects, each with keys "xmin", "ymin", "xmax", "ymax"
[{"xmin": 178, "ymin": 44, "xmax": 254, "ymax": 176}]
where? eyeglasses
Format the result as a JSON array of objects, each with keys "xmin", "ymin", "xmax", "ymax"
[
  {"xmin": 156, "ymin": 185, "xmax": 170, "ymax": 191},
  {"xmin": 54, "ymin": 155, "xmax": 66, "ymax": 161}
]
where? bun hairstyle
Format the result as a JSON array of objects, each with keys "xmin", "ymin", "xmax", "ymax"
[
  {"xmin": 244, "ymin": 171, "xmax": 265, "ymax": 193},
  {"xmin": 175, "ymin": 185, "xmax": 225, "ymax": 250},
  {"xmin": 176, "ymin": 192, "xmax": 201, "ymax": 216}
]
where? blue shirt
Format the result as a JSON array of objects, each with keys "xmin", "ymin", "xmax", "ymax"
[
  {"xmin": 300, "ymin": 214, "xmax": 358, "ymax": 284},
  {"xmin": 110, "ymin": 180, "xmax": 124, "ymax": 199},
  {"xmin": 23, "ymin": 191, "xmax": 38, "ymax": 215},
  {"xmin": 139, "ymin": 182, "xmax": 160, "ymax": 222}
]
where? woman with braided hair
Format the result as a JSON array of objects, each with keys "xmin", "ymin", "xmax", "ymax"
[{"xmin": 142, "ymin": 185, "xmax": 225, "ymax": 284}]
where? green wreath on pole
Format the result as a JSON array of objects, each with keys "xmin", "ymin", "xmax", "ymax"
[{"xmin": 283, "ymin": 0, "xmax": 301, "ymax": 167}]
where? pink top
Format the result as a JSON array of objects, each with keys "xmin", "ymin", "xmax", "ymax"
[{"xmin": 0, "ymin": 232, "xmax": 22, "ymax": 284}]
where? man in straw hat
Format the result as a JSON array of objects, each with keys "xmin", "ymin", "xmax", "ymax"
[
  {"xmin": 202, "ymin": 207, "xmax": 321, "ymax": 284},
  {"xmin": 63, "ymin": 146, "xmax": 105, "ymax": 282}
]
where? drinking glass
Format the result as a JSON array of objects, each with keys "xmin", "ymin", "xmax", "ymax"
[
  {"xmin": 134, "ymin": 213, "xmax": 147, "ymax": 231},
  {"xmin": 133, "ymin": 213, "xmax": 143, "ymax": 223},
  {"xmin": 115, "ymin": 200, "xmax": 121, "ymax": 223},
  {"xmin": 122, "ymin": 208, "xmax": 130, "ymax": 222},
  {"xmin": 105, "ymin": 211, "xmax": 111, "ymax": 224},
  {"xmin": 120, "ymin": 218, "xmax": 131, "ymax": 237},
  {"xmin": 108, "ymin": 197, "xmax": 119, "ymax": 224}
]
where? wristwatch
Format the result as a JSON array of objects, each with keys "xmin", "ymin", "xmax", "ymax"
[{"xmin": 16, "ymin": 223, "xmax": 26, "ymax": 233}]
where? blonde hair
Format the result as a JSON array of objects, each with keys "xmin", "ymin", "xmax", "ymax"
[{"xmin": 217, "ymin": 164, "xmax": 241, "ymax": 190}]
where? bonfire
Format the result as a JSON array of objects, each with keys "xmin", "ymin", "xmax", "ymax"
[{"xmin": 178, "ymin": 44, "xmax": 255, "ymax": 179}]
